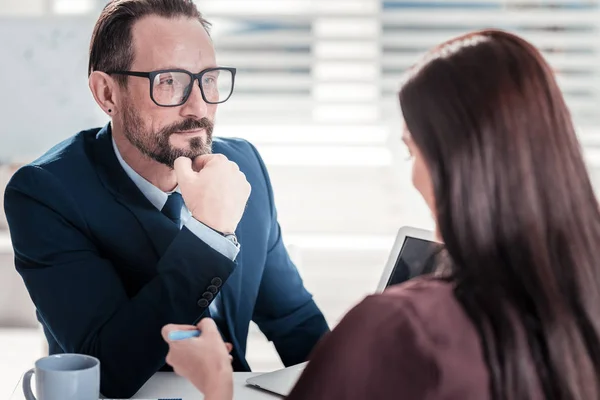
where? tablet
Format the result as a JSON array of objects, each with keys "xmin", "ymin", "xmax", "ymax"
[{"xmin": 376, "ymin": 226, "xmax": 441, "ymax": 292}]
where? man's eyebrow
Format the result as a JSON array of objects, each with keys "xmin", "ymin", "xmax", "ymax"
[{"xmin": 149, "ymin": 65, "xmax": 219, "ymax": 72}]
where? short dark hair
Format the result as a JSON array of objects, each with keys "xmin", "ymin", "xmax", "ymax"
[{"xmin": 88, "ymin": 0, "xmax": 211, "ymax": 86}]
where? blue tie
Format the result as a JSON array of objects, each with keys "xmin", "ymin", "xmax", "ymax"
[{"xmin": 162, "ymin": 192, "xmax": 184, "ymax": 227}]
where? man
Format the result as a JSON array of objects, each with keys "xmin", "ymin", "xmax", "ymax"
[{"xmin": 3, "ymin": 0, "xmax": 328, "ymax": 397}]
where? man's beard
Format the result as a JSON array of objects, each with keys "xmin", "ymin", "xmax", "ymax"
[{"xmin": 122, "ymin": 103, "xmax": 213, "ymax": 168}]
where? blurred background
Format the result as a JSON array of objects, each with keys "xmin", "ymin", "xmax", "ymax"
[{"xmin": 1, "ymin": 0, "xmax": 599, "ymax": 396}]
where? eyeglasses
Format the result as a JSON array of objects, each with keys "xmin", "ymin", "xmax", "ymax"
[{"xmin": 107, "ymin": 67, "xmax": 236, "ymax": 107}]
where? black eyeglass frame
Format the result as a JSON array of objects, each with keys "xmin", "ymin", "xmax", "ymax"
[{"xmin": 107, "ymin": 67, "xmax": 237, "ymax": 107}]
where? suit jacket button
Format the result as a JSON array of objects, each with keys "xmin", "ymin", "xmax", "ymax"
[
  {"xmin": 197, "ymin": 298, "xmax": 209, "ymax": 308},
  {"xmin": 211, "ymin": 278, "xmax": 223, "ymax": 287},
  {"xmin": 207, "ymin": 285, "xmax": 218, "ymax": 294},
  {"xmin": 202, "ymin": 292, "xmax": 214, "ymax": 301}
]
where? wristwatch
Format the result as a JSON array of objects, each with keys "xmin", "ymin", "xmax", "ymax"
[
  {"xmin": 206, "ymin": 224, "xmax": 240, "ymax": 249},
  {"xmin": 222, "ymin": 232, "xmax": 240, "ymax": 249}
]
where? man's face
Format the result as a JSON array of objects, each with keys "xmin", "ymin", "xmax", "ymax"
[{"xmin": 119, "ymin": 15, "xmax": 218, "ymax": 168}]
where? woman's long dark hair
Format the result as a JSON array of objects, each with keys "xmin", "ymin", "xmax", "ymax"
[{"xmin": 399, "ymin": 30, "xmax": 600, "ymax": 400}]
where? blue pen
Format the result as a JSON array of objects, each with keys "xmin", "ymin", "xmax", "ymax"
[{"xmin": 168, "ymin": 329, "xmax": 201, "ymax": 341}]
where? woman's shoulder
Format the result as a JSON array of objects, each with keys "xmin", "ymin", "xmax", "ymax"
[
  {"xmin": 363, "ymin": 277, "xmax": 476, "ymax": 342},
  {"xmin": 289, "ymin": 277, "xmax": 490, "ymax": 400},
  {"xmin": 360, "ymin": 277, "xmax": 459, "ymax": 320},
  {"xmin": 378, "ymin": 276, "xmax": 457, "ymax": 302},
  {"xmin": 359, "ymin": 277, "xmax": 489, "ymax": 391}
]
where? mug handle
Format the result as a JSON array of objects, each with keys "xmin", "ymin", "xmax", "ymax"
[{"xmin": 22, "ymin": 368, "xmax": 37, "ymax": 400}]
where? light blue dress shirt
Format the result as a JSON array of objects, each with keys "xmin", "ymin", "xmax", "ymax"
[{"xmin": 112, "ymin": 138, "xmax": 239, "ymax": 317}]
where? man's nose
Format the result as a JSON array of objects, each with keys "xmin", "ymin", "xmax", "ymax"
[{"xmin": 181, "ymin": 80, "xmax": 208, "ymax": 119}]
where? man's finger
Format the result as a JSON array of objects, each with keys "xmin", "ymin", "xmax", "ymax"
[
  {"xmin": 192, "ymin": 154, "xmax": 222, "ymax": 171},
  {"xmin": 197, "ymin": 317, "xmax": 220, "ymax": 334},
  {"xmin": 173, "ymin": 157, "xmax": 195, "ymax": 181},
  {"xmin": 161, "ymin": 324, "xmax": 198, "ymax": 342}
]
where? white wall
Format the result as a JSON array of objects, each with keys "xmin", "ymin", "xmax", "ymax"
[
  {"xmin": 0, "ymin": 0, "xmax": 46, "ymax": 16},
  {"xmin": 0, "ymin": 18, "xmax": 107, "ymax": 163}
]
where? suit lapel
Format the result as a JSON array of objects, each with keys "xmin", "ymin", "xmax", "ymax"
[{"xmin": 90, "ymin": 124, "xmax": 179, "ymax": 258}]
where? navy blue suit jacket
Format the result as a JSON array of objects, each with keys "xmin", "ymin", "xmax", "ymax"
[{"xmin": 4, "ymin": 124, "xmax": 329, "ymax": 398}]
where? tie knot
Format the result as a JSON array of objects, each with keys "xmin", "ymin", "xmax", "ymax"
[{"xmin": 162, "ymin": 192, "xmax": 184, "ymax": 226}]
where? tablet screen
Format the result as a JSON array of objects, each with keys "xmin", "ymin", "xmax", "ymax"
[{"xmin": 385, "ymin": 237, "xmax": 443, "ymax": 287}]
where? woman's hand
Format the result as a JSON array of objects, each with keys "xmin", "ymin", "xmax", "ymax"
[{"xmin": 162, "ymin": 318, "xmax": 234, "ymax": 400}]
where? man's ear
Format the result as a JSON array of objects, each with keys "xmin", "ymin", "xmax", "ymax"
[{"xmin": 89, "ymin": 71, "xmax": 120, "ymax": 116}]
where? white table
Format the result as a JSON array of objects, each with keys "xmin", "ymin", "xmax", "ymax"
[{"xmin": 10, "ymin": 372, "xmax": 282, "ymax": 399}]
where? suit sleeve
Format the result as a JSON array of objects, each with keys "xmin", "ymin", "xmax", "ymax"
[
  {"xmin": 184, "ymin": 216, "xmax": 240, "ymax": 261},
  {"xmin": 4, "ymin": 165, "xmax": 236, "ymax": 398},
  {"xmin": 286, "ymin": 294, "xmax": 440, "ymax": 400},
  {"xmin": 247, "ymin": 143, "xmax": 329, "ymax": 366}
]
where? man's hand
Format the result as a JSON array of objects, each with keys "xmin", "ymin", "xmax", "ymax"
[
  {"xmin": 174, "ymin": 155, "xmax": 251, "ymax": 234},
  {"xmin": 162, "ymin": 319, "xmax": 234, "ymax": 400}
]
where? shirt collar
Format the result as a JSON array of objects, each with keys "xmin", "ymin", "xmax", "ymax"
[{"xmin": 111, "ymin": 137, "xmax": 173, "ymax": 211}]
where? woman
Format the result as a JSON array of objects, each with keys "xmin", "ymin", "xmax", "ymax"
[{"xmin": 161, "ymin": 29, "xmax": 600, "ymax": 399}]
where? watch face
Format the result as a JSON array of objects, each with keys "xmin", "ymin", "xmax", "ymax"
[{"xmin": 226, "ymin": 234, "xmax": 239, "ymax": 247}]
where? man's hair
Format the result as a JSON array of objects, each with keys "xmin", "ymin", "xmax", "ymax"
[{"xmin": 88, "ymin": 0, "xmax": 211, "ymax": 86}]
